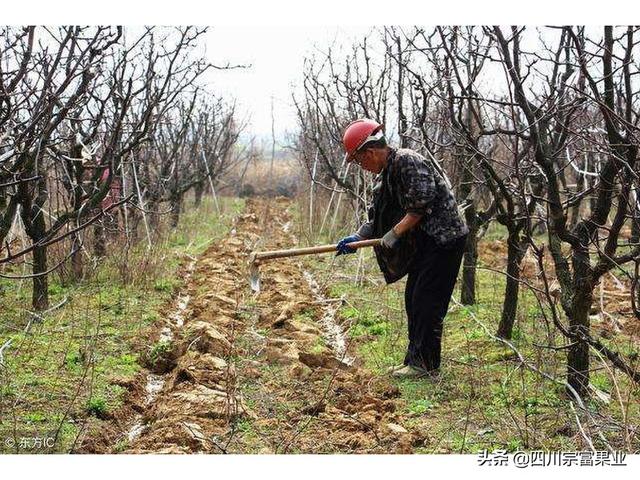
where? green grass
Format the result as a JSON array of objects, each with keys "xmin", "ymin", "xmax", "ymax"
[
  {"xmin": 0, "ymin": 196, "xmax": 244, "ymax": 453},
  {"xmin": 153, "ymin": 278, "xmax": 178, "ymax": 294},
  {"xmin": 85, "ymin": 397, "xmax": 108, "ymax": 418},
  {"xmin": 145, "ymin": 339, "xmax": 173, "ymax": 370}
]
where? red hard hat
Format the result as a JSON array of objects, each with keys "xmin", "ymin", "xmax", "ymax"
[{"xmin": 342, "ymin": 118, "xmax": 384, "ymax": 162}]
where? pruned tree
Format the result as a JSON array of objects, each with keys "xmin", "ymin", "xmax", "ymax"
[
  {"xmin": 0, "ymin": 26, "xmax": 216, "ymax": 310},
  {"xmin": 293, "ymin": 33, "xmax": 394, "ymax": 241},
  {"xmin": 494, "ymin": 25, "xmax": 640, "ymax": 397}
]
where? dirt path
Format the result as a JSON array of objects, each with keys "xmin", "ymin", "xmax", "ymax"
[{"xmin": 85, "ymin": 198, "xmax": 421, "ymax": 453}]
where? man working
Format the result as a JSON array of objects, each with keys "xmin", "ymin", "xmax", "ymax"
[{"xmin": 336, "ymin": 118, "xmax": 468, "ymax": 379}]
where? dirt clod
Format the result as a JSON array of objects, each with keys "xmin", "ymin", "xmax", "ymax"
[
  {"xmin": 386, "ymin": 423, "xmax": 409, "ymax": 435},
  {"xmin": 185, "ymin": 321, "xmax": 232, "ymax": 356}
]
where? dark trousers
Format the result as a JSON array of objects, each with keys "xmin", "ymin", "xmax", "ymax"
[{"xmin": 403, "ymin": 233, "xmax": 467, "ymax": 371}]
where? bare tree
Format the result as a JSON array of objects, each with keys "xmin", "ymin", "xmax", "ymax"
[
  {"xmin": 293, "ymin": 35, "xmax": 394, "ymax": 240},
  {"xmin": 493, "ymin": 26, "xmax": 640, "ymax": 396},
  {"xmin": 0, "ymin": 26, "xmax": 214, "ymax": 309}
]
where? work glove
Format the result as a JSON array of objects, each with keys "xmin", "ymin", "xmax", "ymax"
[
  {"xmin": 380, "ymin": 228, "xmax": 400, "ymax": 250},
  {"xmin": 336, "ymin": 234, "xmax": 362, "ymax": 256}
]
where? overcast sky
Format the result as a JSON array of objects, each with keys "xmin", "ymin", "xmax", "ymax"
[
  {"xmin": 202, "ymin": 27, "xmax": 373, "ymax": 143},
  {"xmin": 6, "ymin": 1, "xmax": 629, "ymax": 145},
  {"xmin": 198, "ymin": 26, "xmax": 574, "ymax": 145}
]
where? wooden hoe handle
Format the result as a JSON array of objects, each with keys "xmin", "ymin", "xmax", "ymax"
[{"xmin": 252, "ymin": 238, "xmax": 381, "ymax": 262}]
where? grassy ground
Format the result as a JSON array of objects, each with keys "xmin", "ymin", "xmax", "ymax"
[
  {"xmin": 0, "ymin": 196, "xmax": 243, "ymax": 453},
  {"xmin": 2, "ymin": 195, "xmax": 638, "ymax": 454},
  {"xmin": 295, "ymin": 203, "xmax": 640, "ymax": 453}
]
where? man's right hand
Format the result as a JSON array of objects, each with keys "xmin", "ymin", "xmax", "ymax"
[{"xmin": 336, "ymin": 234, "xmax": 362, "ymax": 256}]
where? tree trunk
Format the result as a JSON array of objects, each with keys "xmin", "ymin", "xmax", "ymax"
[
  {"xmin": 147, "ymin": 197, "xmax": 161, "ymax": 232},
  {"xmin": 497, "ymin": 232, "xmax": 523, "ymax": 339},
  {"xmin": 567, "ymin": 243, "xmax": 593, "ymax": 398},
  {"xmin": 31, "ymin": 210, "xmax": 49, "ymax": 311},
  {"xmin": 32, "ymin": 245, "xmax": 48, "ymax": 311},
  {"xmin": 632, "ymin": 192, "xmax": 640, "ymax": 309},
  {"xmin": 457, "ymin": 143, "xmax": 477, "ymax": 306},
  {"xmin": 170, "ymin": 193, "xmax": 182, "ymax": 228},
  {"xmin": 126, "ymin": 207, "xmax": 141, "ymax": 243},
  {"xmin": 396, "ymin": 35, "xmax": 408, "ymax": 149},
  {"xmin": 631, "ymin": 214, "xmax": 640, "ymax": 244},
  {"xmin": 587, "ymin": 152, "xmax": 598, "ymax": 216},
  {"xmin": 567, "ymin": 292, "xmax": 592, "ymax": 398},
  {"xmin": 71, "ymin": 234, "xmax": 83, "ymax": 280},
  {"xmin": 631, "ymin": 187, "xmax": 640, "ymax": 244},
  {"xmin": 461, "ymin": 210, "xmax": 478, "ymax": 306},
  {"xmin": 94, "ymin": 220, "xmax": 106, "ymax": 258},
  {"xmin": 569, "ymin": 156, "xmax": 586, "ymax": 230},
  {"xmin": 194, "ymin": 182, "xmax": 204, "ymax": 208}
]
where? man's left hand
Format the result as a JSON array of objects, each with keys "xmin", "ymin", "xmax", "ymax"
[{"xmin": 381, "ymin": 228, "xmax": 401, "ymax": 250}]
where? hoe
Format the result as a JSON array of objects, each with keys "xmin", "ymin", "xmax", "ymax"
[{"xmin": 248, "ymin": 238, "xmax": 381, "ymax": 293}]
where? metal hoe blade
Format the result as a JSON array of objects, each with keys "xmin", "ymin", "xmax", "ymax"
[{"xmin": 248, "ymin": 253, "xmax": 261, "ymax": 293}]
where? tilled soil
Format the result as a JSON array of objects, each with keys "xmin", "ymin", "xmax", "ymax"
[{"xmin": 82, "ymin": 197, "xmax": 422, "ymax": 454}]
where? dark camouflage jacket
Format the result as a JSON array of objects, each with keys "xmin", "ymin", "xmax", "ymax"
[{"xmin": 356, "ymin": 147, "xmax": 469, "ymax": 284}]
